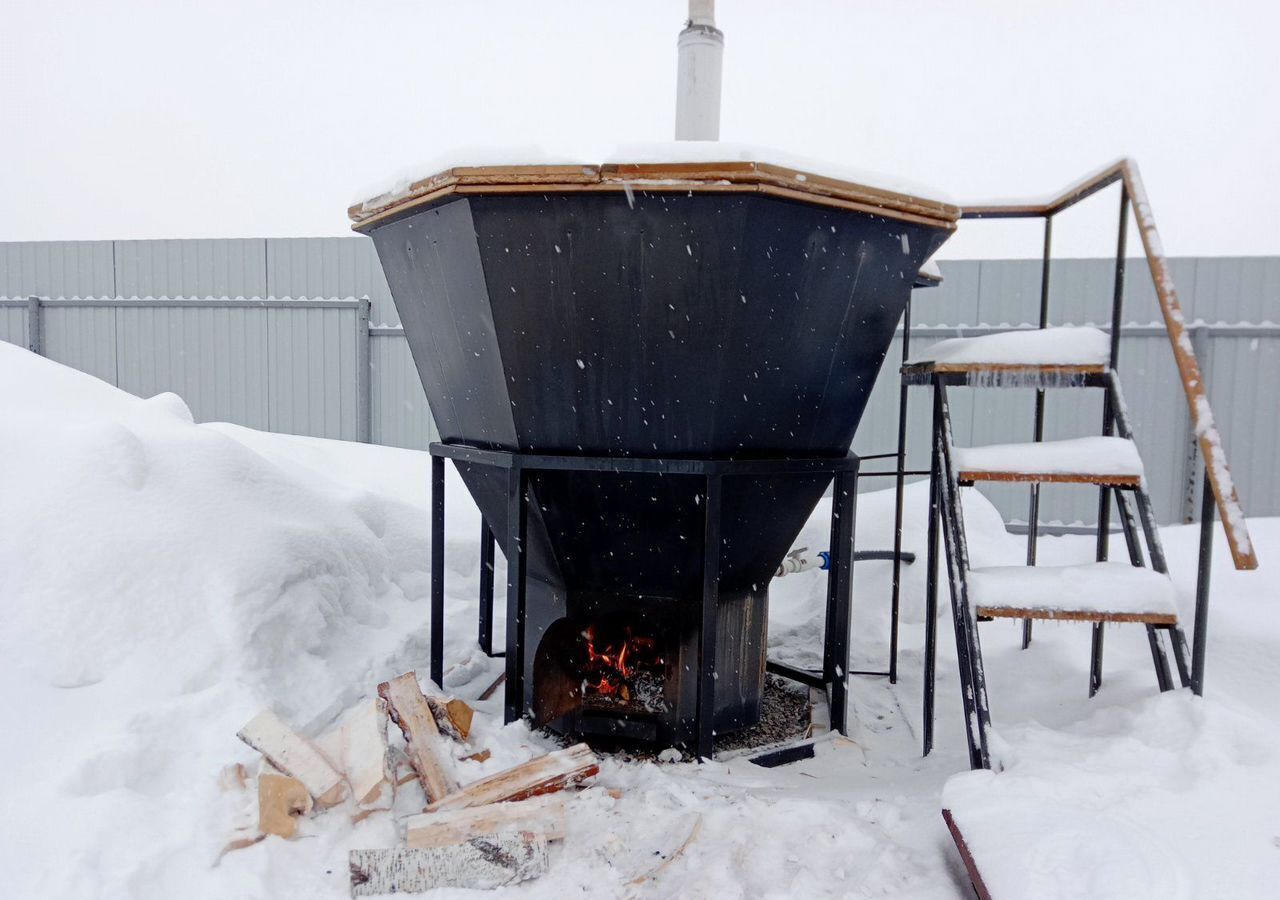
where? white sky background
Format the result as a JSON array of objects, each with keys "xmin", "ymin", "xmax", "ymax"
[{"xmin": 2, "ymin": 0, "xmax": 1277, "ymax": 258}]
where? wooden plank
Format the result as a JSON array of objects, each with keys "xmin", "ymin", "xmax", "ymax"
[
  {"xmin": 942, "ymin": 809, "xmax": 994, "ymax": 900},
  {"xmin": 975, "ymin": 605, "xmax": 1177, "ymax": 625},
  {"xmin": 425, "ymin": 743, "xmax": 599, "ymax": 813},
  {"xmin": 349, "ymin": 835, "xmax": 548, "ymax": 894},
  {"xmin": 958, "ymin": 471, "xmax": 1140, "ymax": 487},
  {"xmin": 236, "ymin": 710, "xmax": 347, "ymax": 807},
  {"xmin": 404, "ymin": 795, "xmax": 566, "ymax": 849},
  {"xmin": 378, "ymin": 672, "xmax": 456, "ymax": 805}
]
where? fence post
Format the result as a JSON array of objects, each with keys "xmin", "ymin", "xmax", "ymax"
[
  {"xmin": 356, "ymin": 296, "xmax": 373, "ymax": 443},
  {"xmin": 27, "ymin": 296, "xmax": 43, "ymax": 355}
]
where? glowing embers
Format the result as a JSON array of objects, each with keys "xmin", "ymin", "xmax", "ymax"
[{"xmin": 579, "ymin": 623, "xmax": 666, "ymax": 713}]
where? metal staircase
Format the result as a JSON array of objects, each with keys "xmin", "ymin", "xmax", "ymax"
[
  {"xmin": 907, "ymin": 347, "xmax": 1191, "ymax": 770},
  {"xmin": 890, "ymin": 160, "xmax": 1258, "ymax": 771}
]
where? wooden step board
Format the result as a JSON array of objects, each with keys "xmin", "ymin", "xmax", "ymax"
[
  {"xmin": 954, "ymin": 436, "xmax": 1143, "ymax": 487},
  {"xmin": 968, "ymin": 562, "xmax": 1178, "ymax": 625},
  {"xmin": 902, "ymin": 326, "xmax": 1110, "ymax": 385}
]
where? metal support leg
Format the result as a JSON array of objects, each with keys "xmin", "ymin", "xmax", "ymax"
[
  {"xmin": 935, "ymin": 381, "xmax": 992, "ymax": 770},
  {"xmin": 478, "ymin": 521, "xmax": 497, "ymax": 656},
  {"xmin": 698, "ymin": 475, "xmax": 723, "ymax": 760},
  {"xmin": 1191, "ymin": 468, "xmax": 1215, "ymax": 696},
  {"xmin": 1089, "ymin": 624, "xmax": 1105, "ymax": 697},
  {"xmin": 430, "ymin": 454, "xmax": 446, "ymax": 688},
  {"xmin": 1116, "ymin": 488, "xmax": 1173, "ymax": 691},
  {"xmin": 922, "ymin": 419, "xmax": 941, "ymax": 756},
  {"xmin": 825, "ymin": 469, "xmax": 856, "ymax": 736},
  {"xmin": 503, "ymin": 467, "xmax": 528, "ymax": 724},
  {"xmin": 890, "ymin": 297, "xmax": 913, "ymax": 685}
]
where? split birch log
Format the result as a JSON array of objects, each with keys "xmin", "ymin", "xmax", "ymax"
[
  {"xmin": 237, "ymin": 710, "xmax": 347, "ymax": 807},
  {"xmin": 405, "ymin": 795, "xmax": 567, "ymax": 849},
  {"xmin": 378, "ymin": 672, "xmax": 455, "ymax": 804},
  {"xmin": 425, "ymin": 743, "xmax": 599, "ymax": 813},
  {"xmin": 349, "ymin": 835, "xmax": 548, "ymax": 895},
  {"xmin": 316, "ymin": 698, "xmax": 393, "ymax": 809},
  {"xmin": 258, "ymin": 762, "xmax": 313, "ymax": 839}
]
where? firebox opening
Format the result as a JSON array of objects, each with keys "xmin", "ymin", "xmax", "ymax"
[{"xmin": 532, "ymin": 612, "xmax": 677, "ymax": 744}]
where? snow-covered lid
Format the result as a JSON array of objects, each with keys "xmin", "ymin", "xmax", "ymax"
[{"xmin": 349, "ymin": 142, "xmax": 960, "ymax": 231}]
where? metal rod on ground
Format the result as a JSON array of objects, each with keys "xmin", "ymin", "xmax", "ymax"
[{"xmin": 1192, "ymin": 466, "xmax": 1215, "ymax": 696}]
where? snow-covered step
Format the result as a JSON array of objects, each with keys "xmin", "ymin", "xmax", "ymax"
[
  {"xmin": 968, "ymin": 561, "xmax": 1178, "ymax": 624},
  {"xmin": 953, "ymin": 436, "xmax": 1144, "ymax": 486},
  {"xmin": 903, "ymin": 326, "xmax": 1111, "ymax": 383}
]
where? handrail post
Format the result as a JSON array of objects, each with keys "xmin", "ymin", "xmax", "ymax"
[
  {"xmin": 1022, "ymin": 216, "xmax": 1053, "ymax": 649},
  {"xmin": 1191, "ymin": 465, "xmax": 1214, "ymax": 695}
]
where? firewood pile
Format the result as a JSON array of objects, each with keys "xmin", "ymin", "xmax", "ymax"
[{"xmin": 222, "ymin": 669, "xmax": 601, "ymax": 894}]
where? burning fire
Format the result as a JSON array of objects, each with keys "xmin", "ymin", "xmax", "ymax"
[{"xmin": 580, "ymin": 624, "xmax": 662, "ymax": 704}]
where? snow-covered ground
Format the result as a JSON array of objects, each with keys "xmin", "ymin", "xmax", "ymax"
[{"xmin": 2, "ymin": 341, "xmax": 1278, "ymax": 899}]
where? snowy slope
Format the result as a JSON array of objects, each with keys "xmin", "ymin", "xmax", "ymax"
[{"xmin": 2, "ymin": 343, "xmax": 1278, "ymax": 899}]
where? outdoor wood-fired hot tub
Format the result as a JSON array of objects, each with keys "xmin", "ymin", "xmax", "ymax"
[{"xmin": 350, "ymin": 150, "xmax": 958, "ymax": 756}]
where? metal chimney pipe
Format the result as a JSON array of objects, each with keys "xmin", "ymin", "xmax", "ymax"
[{"xmin": 675, "ymin": 0, "xmax": 724, "ymax": 140}]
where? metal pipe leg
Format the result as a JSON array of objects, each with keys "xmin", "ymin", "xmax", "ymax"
[
  {"xmin": 697, "ymin": 475, "xmax": 723, "ymax": 760},
  {"xmin": 1191, "ymin": 468, "xmax": 1215, "ymax": 696},
  {"xmin": 826, "ymin": 469, "xmax": 856, "ymax": 736},
  {"xmin": 503, "ymin": 467, "xmax": 528, "ymax": 724},
  {"xmin": 922, "ymin": 422, "xmax": 941, "ymax": 756},
  {"xmin": 1089, "ymin": 623, "xmax": 1105, "ymax": 697},
  {"xmin": 430, "ymin": 454, "xmax": 446, "ymax": 688}
]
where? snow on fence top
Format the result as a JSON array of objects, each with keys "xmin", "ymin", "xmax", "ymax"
[{"xmin": 348, "ymin": 141, "xmax": 960, "ymax": 230}]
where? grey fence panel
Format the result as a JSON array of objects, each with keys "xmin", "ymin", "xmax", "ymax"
[
  {"xmin": 114, "ymin": 239, "xmax": 268, "ymax": 299},
  {"xmin": 1204, "ymin": 331, "xmax": 1280, "ymax": 521},
  {"xmin": 266, "ymin": 305, "xmax": 360, "ymax": 441},
  {"xmin": 42, "ymin": 305, "xmax": 119, "ymax": 385},
  {"xmin": 1193, "ymin": 257, "xmax": 1280, "ymax": 325},
  {"xmin": 0, "ymin": 304, "xmax": 27, "ymax": 348},
  {"xmin": 0, "ymin": 241, "xmax": 116, "ymax": 298},
  {"xmin": 371, "ymin": 333, "xmax": 437, "ymax": 450},
  {"xmin": 266, "ymin": 237, "xmax": 395, "ymax": 327},
  {"xmin": 114, "ymin": 304, "xmax": 271, "ymax": 429},
  {"xmin": 914, "ymin": 261, "xmax": 982, "ymax": 325}
]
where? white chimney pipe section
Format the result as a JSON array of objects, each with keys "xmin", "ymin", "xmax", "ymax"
[{"xmin": 674, "ymin": 0, "xmax": 724, "ymax": 141}]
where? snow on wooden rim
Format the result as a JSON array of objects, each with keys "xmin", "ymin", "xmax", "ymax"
[
  {"xmin": 907, "ymin": 326, "xmax": 1111, "ymax": 367},
  {"xmin": 968, "ymin": 562, "xmax": 1178, "ymax": 620},
  {"xmin": 954, "ymin": 436, "xmax": 1144, "ymax": 480},
  {"xmin": 348, "ymin": 143, "xmax": 961, "ymax": 230}
]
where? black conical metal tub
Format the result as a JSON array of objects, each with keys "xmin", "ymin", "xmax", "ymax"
[{"xmin": 352, "ymin": 156, "xmax": 957, "ymax": 747}]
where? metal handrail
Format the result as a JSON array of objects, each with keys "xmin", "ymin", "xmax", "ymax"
[{"xmin": 960, "ymin": 159, "xmax": 1257, "ymax": 571}]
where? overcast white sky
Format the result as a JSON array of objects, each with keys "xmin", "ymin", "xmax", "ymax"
[{"xmin": 3, "ymin": 0, "xmax": 1278, "ymax": 258}]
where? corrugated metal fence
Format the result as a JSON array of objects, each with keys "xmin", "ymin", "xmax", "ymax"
[{"xmin": 2, "ymin": 239, "xmax": 1277, "ymax": 525}]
